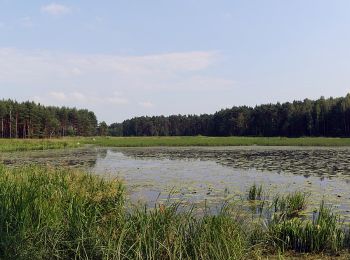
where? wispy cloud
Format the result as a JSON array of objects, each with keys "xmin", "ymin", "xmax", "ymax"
[
  {"xmin": 138, "ymin": 101, "xmax": 155, "ymax": 108},
  {"xmin": 44, "ymin": 91, "xmax": 129, "ymax": 106},
  {"xmin": 41, "ymin": 3, "xmax": 71, "ymax": 16},
  {"xmin": 0, "ymin": 48, "xmax": 234, "ymax": 122},
  {"xmin": 0, "ymin": 48, "xmax": 225, "ymax": 90}
]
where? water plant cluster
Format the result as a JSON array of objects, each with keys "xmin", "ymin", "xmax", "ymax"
[
  {"xmin": 246, "ymin": 185, "xmax": 350, "ymax": 254},
  {"xmin": 0, "ymin": 165, "xmax": 349, "ymax": 259}
]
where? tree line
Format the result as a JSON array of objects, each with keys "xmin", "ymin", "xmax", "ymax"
[
  {"xmin": 0, "ymin": 100, "xmax": 99, "ymax": 138},
  {"xmin": 109, "ymin": 94, "xmax": 350, "ymax": 137}
]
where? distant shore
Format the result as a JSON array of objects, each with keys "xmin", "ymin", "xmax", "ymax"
[{"xmin": 1, "ymin": 136, "xmax": 350, "ymax": 152}]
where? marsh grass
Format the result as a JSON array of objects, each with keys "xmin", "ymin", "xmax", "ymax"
[
  {"xmin": 86, "ymin": 136, "xmax": 350, "ymax": 147},
  {"xmin": 247, "ymin": 183, "xmax": 263, "ymax": 201},
  {"xmin": 0, "ymin": 166, "xmax": 349, "ymax": 259},
  {"xmin": 2, "ymin": 136, "xmax": 350, "ymax": 153},
  {"xmin": 0, "ymin": 165, "xmax": 124, "ymax": 259},
  {"xmin": 271, "ymin": 191, "xmax": 309, "ymax": 219},
  {"xmin": 268, "ymin": 202, "xmax": 345, "ymax": 253},
  {"xmin": 0, "ymin": 138, "xmax": 80, "ymax": 152},
  {"xmin": 0, "ymin": 165, "xmax": 254, "ymax": 259}
]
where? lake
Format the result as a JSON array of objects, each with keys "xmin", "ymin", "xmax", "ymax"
[{"xmin": 1, "ymin": 146, "xmax": 350, "ymax": 220}]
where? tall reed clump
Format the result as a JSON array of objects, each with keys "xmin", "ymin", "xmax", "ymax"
[
  {"xmin": 0, "ymin": 165, "xmax": 254, "ymax": 260},
  {"xmin": 247, "ymin": 183, "xmax": 263, "ymax": 201},
  {"xmin": 271, "ymin": 191, "xmax": 308, "ymax": 219},
  {"xmin": 268, "ymin": 201, "xmax": 346, "ymax": 253},
  {"xmin": 1, "ymin": 166, "xmax": 350, "ymax": 259},
  {"xmin": 0, "ymin": 165, "xmax": 125, "ymax": 259}
]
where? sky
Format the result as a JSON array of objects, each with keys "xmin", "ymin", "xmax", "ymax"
[{"xmin": 0, "ymin": 1, "xmax": 350, "ymax": 123}]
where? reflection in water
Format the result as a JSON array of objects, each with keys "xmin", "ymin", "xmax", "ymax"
[{"xmin": 1, "ymin": 146, "xmax": 350, "ymax": 221}]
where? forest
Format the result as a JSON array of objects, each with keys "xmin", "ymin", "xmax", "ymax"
[
  {"xmin": 110, "ymin": 94, "xmax": 350, "ymax": 137},
  {"xmin": 2, "ymin": 94, "xmax": 350, "ymax": 138},
  {"xmin": 0, "ymin": 100, "xmax": 98, "ymax": 138}
]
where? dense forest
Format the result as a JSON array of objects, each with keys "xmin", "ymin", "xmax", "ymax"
[
  {"xmin": 2, "ymin": 94, "xmax": 350, "ymax": 138},
  {"xmin": 109, "ymin": 94, "xmax": 350, "ymax": 137},
  {"xmin": 0, "ymin": 100, "xmax": 98, "ymax": 138}
]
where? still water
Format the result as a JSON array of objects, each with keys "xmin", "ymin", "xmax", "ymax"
[{"xmin": 1, "ymin": 146, "xmax": 350, "ymax": 220}]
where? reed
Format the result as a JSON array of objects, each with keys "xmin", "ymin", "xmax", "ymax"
[
  {"xmin": 0, "ymin": 166, "xmax": 349, "ymax": 259},
  {"xmin": 247, "ymin": 183, "xmax": 263, "ymax": 201}
]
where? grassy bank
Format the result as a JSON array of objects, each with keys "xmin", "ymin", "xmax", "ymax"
[
  {"xmin": 1, "ymin": 136, "xmax": 350, "ymax": 152},
  {"xmin": 0, "ymin": 165, "xmax": 349, "ymax": 259},
  {"xmin": 87, "ymin": 136, "xmax": 350, "ymax": 147},
  {"xmin": 0, "ymin": 138, "xmax": 80, "ymax": 152}
]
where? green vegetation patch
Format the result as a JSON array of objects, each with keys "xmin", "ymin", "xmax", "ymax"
[
  {"xmin": 0, "ymin": 138, "xmax": 80, "ymax": 152},
  {"xmin": 0, "ymin": 166, "xmax": 350, "ymax": 259},
  {"xmin": 87, "ymin": 136, "xmax": 350, "ymax": 147},
  {"xmin": 2, "ymin": 136, "xmax": 350, "ymax": 153}
]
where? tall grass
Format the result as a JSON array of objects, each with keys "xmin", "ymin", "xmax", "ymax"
[
  {"xmin": 0, "ymin": 166, "xmax": 349, "ymax": 259},
  {"xmin": 0, "ymin": 138, "xmax": 80, "ymax": 152},
  {"xmin": 268, "ymin": 202, "xmax": 345, "ymax": 253},
  {"xmin": 86, "ymin": 136, "xmax": 350, "ymax": 147},
  {"xmin": 247, "ymin": 183, "xmax": 263, "ymax": 201},
  {"xmin": 271, "ymin": 191, "xmax": 308, "ymax": 219},
  {"xmin": 0, "ymin": 165, "xmax": 124, "ymax": 259},
  {"xmin": 0, "ymin": 165, "xmax": 254, "ymax": 259},
  {"xmin": 2, "ymin": 136, "xmax": 350, "ymax": 152}
]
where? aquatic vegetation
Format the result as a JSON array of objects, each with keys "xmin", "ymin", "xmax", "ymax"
[
  {"xmin": 247, "ymin": 183, "xmax": 263, "ymax": 201},
  {"xmin": 0, "ymin": 165, "xmax": 255, "ymax": 259},
  {"xmin": 268, "ymin": 202, "xmax": 345, "ymax": 253},
  {"xmin": 0, "ymin": 165, "xmax": 350, "ymax": 259},
  {"xmin": 271, "ymin": 191, "xmax": 309, "ymax": 219}
]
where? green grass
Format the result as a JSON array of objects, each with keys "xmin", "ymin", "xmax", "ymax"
[
  {"xmin": 0, "ymin": 166, "xmax": 349, "ymax": 259},
  {"xmin": 268, "ymin": 201, "xmax": 346, "ymax": 253},
  {"xmin": 85, "ymin": 136, "xmax": 350, "ymax": 147},
  {"xmin": 247, "ymin": 183, "xmax": 263, "ymax": 201},
  {"xmin": 0, "ymin": 138, "xmax": 80, "ymax": 152},
  {"xmin": 1, "ymin": 136, "xmax": 350, "ymax": 152},
  {"xmin": 271, "ymin": 191, "xmax": 309, "ymax": 219},
  {"xmin": 0, "ymin": 165, "xmax": 254, "ymax": 259}
]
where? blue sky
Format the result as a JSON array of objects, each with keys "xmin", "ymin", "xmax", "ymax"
[{"xmin": 1, "ymin": 1, "xmax": 350, "ymax": 123}]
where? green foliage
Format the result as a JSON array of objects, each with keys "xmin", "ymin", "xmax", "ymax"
[
  {"xmin": 0, "ymin": 165, "xmax": 124, "ymax": 259},
  {"xmin": 0, "ymin": 165, "xmax": 253, "ymax": 259},
  {"xmin": 248, "ymin": 183, "xmax": 263, "ymax": 201},
  {"xmin": 2, "ymin": 136, "xmax": 350, "ymax": 153},
  {"xmin": 269, "ymin": 202, "xmax": 345, "ymax": 253},
  {"xmin": 0, "ymin": 166, "xmax": 350, "ymax": 258},
  {"xmin": 0, "ymin": 99, "xmax": 97, "ymax": 138},
  {"xmin": 86, "ymin": 136, "xmax": 350, "ymax": 147},
  {"xmin": 0, "ymin": 138, "xmax": 80, "ymax": 152},
  {"xmin": 98, "ymin": 121, "xmax": 108, "ymax": 136},
  {"xmin": 116, "ymin": 94, "xmax": 350, "ymax": 137},
  {"xmin": 272, "ymin": 191, "xmax": 309, "ymax": 219}
]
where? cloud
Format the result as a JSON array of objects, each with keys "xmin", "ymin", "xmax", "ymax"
[
  {"xmin": 45, "ymin": 91, "xmax": 129, "ymax": 106},
  {"xmin": 49, "ymin": 91, "xmax": 66, "ymax": 101},
  {"xmin": 0, "ymin": 48, "xmax": 234, "ymax": 122},
  {"xmin": 138, "ymin": 101, "xmax": 155, "ymax": 108},
  {"xmin": 0, "ymin": 48, "xmax": 223, "ymax": 90},
  {"xmin": 41, "ymin": 3, "xmax": 71, "ymax": 16}
]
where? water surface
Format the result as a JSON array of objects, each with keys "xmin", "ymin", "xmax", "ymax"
[{"xmin": 2, "ymin": 146, "xmax": 350, "ymax": 220}]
